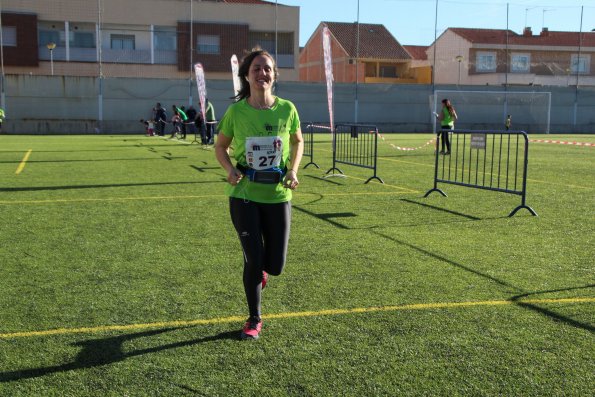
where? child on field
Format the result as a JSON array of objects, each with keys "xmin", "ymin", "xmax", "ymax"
[
  {"xmin": 169, "ymin": 113, "xmax": 182, "ymax": 138},
  {"xmin": 140, "ymin": 119, "xmax": 155, "ymax": 136}
]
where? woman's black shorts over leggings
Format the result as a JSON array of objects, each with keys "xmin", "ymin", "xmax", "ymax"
[{"xmin": 229, "ymin": 197, "xmax": 291, "ymax": 317}]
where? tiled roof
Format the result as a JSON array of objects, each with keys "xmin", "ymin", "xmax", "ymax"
[
  {"xmin": 449, "ymin": 27, "xmax": 595, "ymax": 47},
  {"xmin": 449, "ymin": 28, "xmax": 515, "ymax": 44},
  {"xmin": 404, "ymin": 45, "xmax": 428, "ymax": 61},
  {"xmin": 223, "ymin": 0, "xmax": 273, "ymax": 4},
  {"xmin": 323, "ymin": 22, "xmax": 411, "ymax": 60}
]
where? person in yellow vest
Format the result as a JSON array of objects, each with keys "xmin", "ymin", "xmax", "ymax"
[
  {"xmin": 0, "ymin": 107, "xmax": 5, "ymax": 132},
  {"xmin": 436, "ymin": 98, "xmax": 457, "ymax": 155}
]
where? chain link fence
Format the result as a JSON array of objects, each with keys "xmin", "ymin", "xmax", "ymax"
[{"xmin": 0, "ymin": 0, "xmax": 593, "ymax": 133}]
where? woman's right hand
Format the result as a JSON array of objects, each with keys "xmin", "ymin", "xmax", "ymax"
[{"xmin": 228, "ymin": 168, "xmax": 244, "ymax": 185}]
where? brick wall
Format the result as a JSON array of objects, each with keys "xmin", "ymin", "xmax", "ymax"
[
  {"xmin": 2, "ymin": 12, "xmax": 39, "ymax": 67},
  {"xmin": 177, "ymin": 22, "xmax": 249, "ymax": 72}
]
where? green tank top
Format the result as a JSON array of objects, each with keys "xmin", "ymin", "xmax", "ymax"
[{"xmin": 442, "ymin": 107, "xmax": 454, "ymax": 128}]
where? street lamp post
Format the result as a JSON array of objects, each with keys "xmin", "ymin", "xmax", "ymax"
[
  {"xmin": 47, "ymin": 42, "xmax": 56, "ymax": 75},
  {"xmin": 455, "ymin": 55, "xmax": 463, "ymax": 85}
]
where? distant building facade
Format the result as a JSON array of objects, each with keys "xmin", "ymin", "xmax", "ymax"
[
  {"xmin": 0, "ymin": 0, "xmax": 300, "ymax": 80},
  {"xmin": 427, "ymin": 27, "xmax": 595, "ymax": 86},
  {"xmin": 299, "ymin": 22, "xmax": 417, "ymax": 84},
  {"xmin": 403, "ymin": 45, "xmax": 431, "ymax": 84}
]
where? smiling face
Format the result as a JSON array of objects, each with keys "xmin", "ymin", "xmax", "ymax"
[{"xmin": 246, "ymin": 54, "xmax": 276, "ymax": 93}]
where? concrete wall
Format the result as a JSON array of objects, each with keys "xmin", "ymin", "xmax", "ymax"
[{"xmin": 1, "ymin": 75, "xmax": 594, "ymax": 134}]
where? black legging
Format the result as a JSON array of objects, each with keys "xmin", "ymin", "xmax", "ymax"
[
  {"xmin": 229, "ymin": 197, "xmax": 291, "ymax": 319},
  {"xmin": 440, "ymin": 126, "xmax": 452, "ymax": 152}
]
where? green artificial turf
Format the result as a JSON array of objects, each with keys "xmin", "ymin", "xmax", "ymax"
[{"xmin": 0, "ymin": 133, "xmax": 593, "ymax": 396}]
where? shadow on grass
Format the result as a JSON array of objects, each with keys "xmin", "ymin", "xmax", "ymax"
[
  {"xmin": 293, "ymin": 205, "xmax": 356, "ymax": 230},
  {"xmin": 510, "ymin": 285, "xmax": 595, "ymax": 332},
  {"xmin": 190, "ymin": 165, "xmax": 221, "ymax": 173},
  {"xmin": 295, "ymin": 196, "xmax": 593, "ymax": 332},
  {"xmin": 0, "ymin": 328, "xmax": 238, "ymax": 383},
  {"xmin": 303, "ymin": 174, "xmax": 345, "ymax": 185},
  {"xmin": 162, "ymin": 155, "xmax": 188, "ymax": 161},
  {"xmin": 0, "ymin": 157, "xmax": 178, "ymax": 164},
  {"xmin": 293, "ymin": 196, "xmax": 484, "ymax": 230},
  {"xmin": 0, "ymin": 149, "xmax": 117, "ymax": 154},
  {"xmin": 373, "ymin": 230, "xmax": 595, "ymax": 333},
  {"xmin": 0, "ymin": 180, "xmax": 222, "ymax": 193},
  {"xmin": 104, "ymin": 143, "xmax": 179, "ymax": 148},
  {"xmin": 401, "ymin": 198, "xmax": 482, "ymax": 220},
  {"xmin": 174, "ymin": 384, "xmax": 204, "ymax": 394},
  {"xmin": 373, "ymin": 230, "xmax": 521, "ymax": 292}
]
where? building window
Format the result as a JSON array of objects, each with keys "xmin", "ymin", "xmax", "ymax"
[
  {"xmin": 1, "ymin": 26, "xmax": 17, "ymax": 46},
  {"xmin": 197, "ymin": 35, "xmax": 219, "ymax": 54},
  {"xmin": 511, "ymin": 53, "xmax": 530, "ymax": 73},
  {"xmin": 154, "ymin": 28, "xmax": 176, "ymax": 51},
  {"xmin": 71, "ymin": 31, "xmax": 95, "ymax": 48},
  {"xmin": 570, "ymin": 54, "xmax": 590, "ymax": 74},
  {"xmin": 39, "ymin": 30, "xmax": 61, "ymax": 48},
  {"xmin": 248, "ymin": 32, "xmax": 293, "ymax": 55},
  {"xmin": 111, "ymin": 34, "xmax": 135, "ymax": 50},
  {"xmin": 249, "ymin": 32, "xmax": 275, "ymax": 54},
  {"xmin": 476, "ymin": 51, "xmax": 496, "ymax": 72},
  {"xmin": 379, "ymin": 65, "xmax": 397, "ymax": 78},
  {"xmin": 248, "ymin": 32, "xmax": 295, "ymax": 68}
]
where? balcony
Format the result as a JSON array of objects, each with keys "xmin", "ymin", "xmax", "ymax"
[{"xmin": 38, "ymin": 47, "xmax": 188, "ymax": 65}]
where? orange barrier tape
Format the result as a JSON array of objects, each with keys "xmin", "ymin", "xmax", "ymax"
[
  {"xmin": 306, "ymin": 124, "xmax": 333, "ymax": 130},
  {"xmin": 377, "ymin": 131, "xmax": 436, "ymax": 151},
  {"xmin": 529, "ymin": 139, "xmax": 594, "ymax": 147}
]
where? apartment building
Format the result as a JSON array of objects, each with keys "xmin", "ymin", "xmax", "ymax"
[
  {"xmin": 0, "ymin": 0, "xmax": 300, "ymax": 80},
  {"xmin": 428, "ymin": 27, "xmax": 595, "ymax": 86}
]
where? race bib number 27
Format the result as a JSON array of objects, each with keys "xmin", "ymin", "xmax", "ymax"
[{"xmin": 246, "ymin": 136, "xmax": 283, "ymax": 170}]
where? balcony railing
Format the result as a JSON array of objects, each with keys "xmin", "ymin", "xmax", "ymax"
[{"xmin": 38, "ymin": 47, "xmax": 179, "ymax": 65}]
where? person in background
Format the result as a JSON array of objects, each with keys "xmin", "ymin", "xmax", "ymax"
[
  {"xmin": 153, "ymin": 103, "xmax": 167, "ymax": 136},
  {"xmin": 169, "ymin": 110, "xmax": 182, "ymax": 139},
  {"xmin": 505, "ymin": 114, "xmax": 512, "ymax": 131},
  {"xmin": 139, "ymin": 119, "xmax": 154, "ymax": 136},
  {"xmin": 172, "ymin": 105, "xmax": 188, "ymax": 139},
  {"xmin": 214, "ymin": 49, "xmax": 304, "ymax": 341},
  {"xmin": 436, "ymin": 98, "xmax": 457, "ymax": 155},
  {"xmin": 185, "ymin": 105, "xmax": 197, "ymax": 139},
  {"xmin": 198, "ymin": 99, "xmax": 217, "ymax": 144},
  {"xmin": 0, "ymin": 107, "xmax": 5, "ymax": 132},
  {"xmin": 204, "ymin": 99, "xmax": 216, "ymax": 144}
]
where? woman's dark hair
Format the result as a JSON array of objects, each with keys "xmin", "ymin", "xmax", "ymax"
[
  {"xmin": 233, "ymin": 48, "xmax": 278, "ymax": 101},
  {"xmin": 442, "ymin": 98, "xmax": 455, "ymax": 117}
]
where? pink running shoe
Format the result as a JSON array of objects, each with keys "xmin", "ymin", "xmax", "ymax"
[
  {"xmin": 261, "ymin": 271, "xmax": 269, "ymax": 290},
  {"xmin": 240, "ymin": 317, "xmax": 262, "ymax": 340}
]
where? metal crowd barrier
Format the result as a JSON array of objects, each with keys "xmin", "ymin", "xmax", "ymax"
[
  {"xmin": 325, "ymin": 123, "xmax": 383, "ymax": 184},
  {"xmin": 302, "ymin": 122, "xmax": 327, "ymax": 169},
  {"xmin": 424, "ymin": 129, "xmax": 537, "ymax": 217}
]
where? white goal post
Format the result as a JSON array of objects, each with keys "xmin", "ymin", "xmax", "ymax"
[{"xmin": 431, "ymin": 90, "xmax": 551, "ymax": 134}]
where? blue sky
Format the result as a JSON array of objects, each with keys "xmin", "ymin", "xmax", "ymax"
[{"xmin": 278, "ymin": 0, "xmax": 595, "ymax": 46}]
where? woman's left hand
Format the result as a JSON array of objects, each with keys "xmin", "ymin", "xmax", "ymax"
[{"xmin": 283, "ymin": 170, "xmax": 299, "ymax": 190}]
